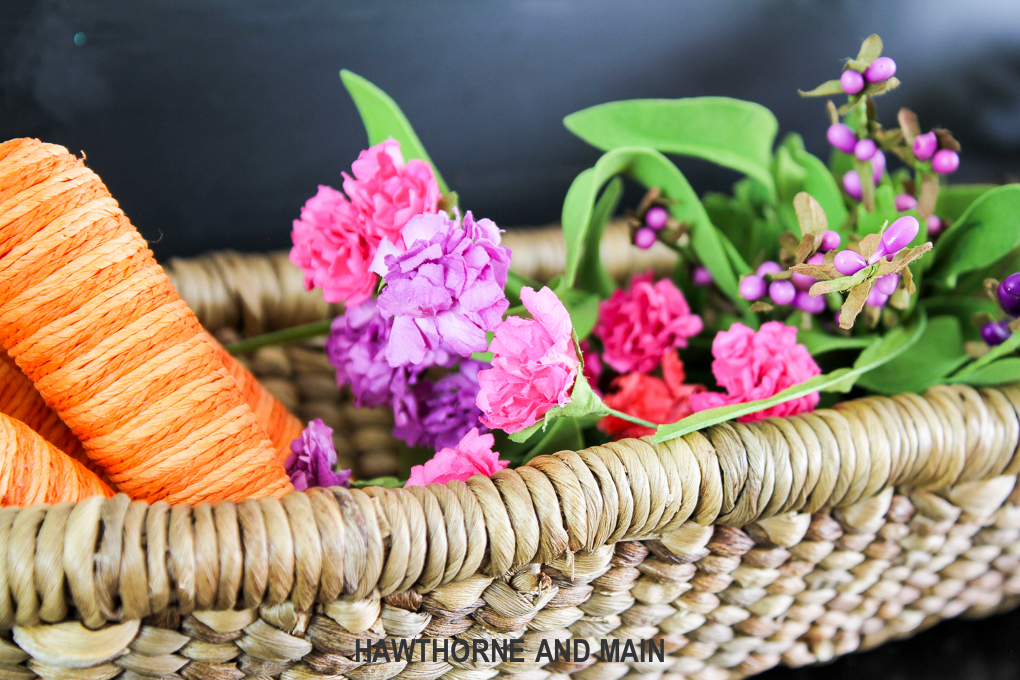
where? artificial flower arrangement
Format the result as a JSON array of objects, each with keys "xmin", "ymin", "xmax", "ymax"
[{"xmin": 275, "ymin": 34, "xmax": 1020, "ymax": 492}]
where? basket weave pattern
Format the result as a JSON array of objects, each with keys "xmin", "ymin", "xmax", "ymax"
[{"xmin": 1, "ymin": 241, "xmax": 1018, "ymax": 680}]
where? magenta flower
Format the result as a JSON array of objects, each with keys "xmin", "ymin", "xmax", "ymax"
[
  {"xmin": 375, "ymin": 210, "xmax": 511, "ymax": 367},
  {"xmin": 405, "ymin": 428, "xmax": 508, "ymax": 487},
  {"xmin": 595, "ymin": 271, "xmax": 703, "ymax": 374},
  {"xmin": 289, "ymin": 139, "xmax": 441, "ymax": 306},
  {"xmin": 285, "ymin": 419, "xmax": 351, "ymax": 491},
  {"xmin": 290, "ymin": 186, "xmax": 379, "ymax": 306},
  {"xmin": 343, "ymin": 138, "xmax": 442, "ymax": 247},
  {"xmin": 477, "ymin": 286, "xmax": 579, "ymax": 433},
  {"xmin": 690, "ymin": 321, "xmax": 821, "ymax": 422}
]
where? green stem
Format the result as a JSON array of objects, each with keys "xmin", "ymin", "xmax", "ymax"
[
  {"xmin": 225, "ymin": 318, "xmax": 334, "ymax": 355},
  {"xmin": 605, "ymin": 408, "xmax": 659, "ymax": 430}
]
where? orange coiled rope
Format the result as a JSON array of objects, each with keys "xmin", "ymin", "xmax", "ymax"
[
  {"xmin": 0, "ymin": 412, "xmax": 112, "ymax": 505},
  {"xmin": 0, "ymin": 348, "xmax": 84, "ymax": 460},
  {"xmin": 210, "ymin": 337, "xmax": 305, "ymax": 465},
  {"xmin": 0, "ymin": 139, "xmax": 292, "ymax": 504}
]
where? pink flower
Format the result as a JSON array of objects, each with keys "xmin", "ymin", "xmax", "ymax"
[
  {"xmin": 477, "ymin": 287, "xmax": 579, "ymax": 433},
  {"xmin": 343, "ymin": 138, "xmax": 441, "ymax": 248},
  {"xmin": 599, "ymin": 352, "xmax": 705, "ymax": 440},
  {"xmin": 289, "ymin": 138, "xmax": 441, "ymax": 305},
  {"xmin": 595, "ymin": 271, "xmax": 703, "ymax": 374},
  {"xmin": 405, "ymin": 428, "xmax": 508, "ymax": 486},
  {"xmin": 290, "ymin": 186, "xmax": 379, "ymax": 305},
  {"xmin": 690, "ymin": 321, "xmax": 821, "ymax": 422}
]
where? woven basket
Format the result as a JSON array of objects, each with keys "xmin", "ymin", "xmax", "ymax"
[{"xmin": 2, "ymin": 223, "xmax": 1019, "ymax": 680}]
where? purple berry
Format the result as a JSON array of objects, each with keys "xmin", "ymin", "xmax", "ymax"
[
  {"xmin": 932, "ymin": 149, "xmax": 960, "ymax": 175},
  {"xmin": 871, "ymin": 149, "xmax": 886, "ymax": 183},
  {"xmin": 926, "ymin": 214, "xmax": 943, "ymax": 236},
  {"xmin": 770, "ymin": 280, "xmax": 797, "ymax": 306},
  {"xmin": 820, "ymin": 230, "xmax": 841, "ymax": 252},
  {"xmin": 645, "ymin": 206, "xmax": 668, "ymax": 230},
  {"xmin": 807, "ymin": 253, "xmax": 825, "ymax": 265},
  {"xmin": 1003, "ymin": 272, "xmax": 1020, "ymax": 297},
  {"xmin": 791, "ymin": 271, "xmax": 815, "ymax": 292},
  {"xmin": 865, "ymin": 56, "xmax": 897, "ymax": 83},
  {"xmin": 866, "ymin": 288, "xmax": 890, "ymax": 308},
  {"xmin": 794, "ymin": 291, "xmax": 827, "ymax": 314},
  {"xmin": 894, "ymin": 193, "xmax": 919, "ymax": 212},
  {"xmin": 854, "ymin": 138, "xmax": 877, "ymax": 161},
  {"xmin": 998, "ymin": 282, "xmax": 1020, "ymax": 317},
  {"xmin": 692, "ymin": 266, "xmax": 714, "ymax": 287},
  {"xmin": 913, "ymin": 131, "xmax": 938, "ymax": 161},
  {"xmin": 740, "ymin": 274, "xmax": 766, "ymax": 301},
  {"xmin": 757, "ymin": 260, "xmax": 783, "ymax": 277},
  {"xmin": 982, "ymin": 320, "xmax": 1013, "ymax": 347},
  {"xmin": 880, "ymin": 216, "xmax": 920, "ymax": 257},
  {"xmin": 634, "ymin": 227, "xmax": 657, "ymax": 249},
  {"xmin": 827, "ymin": 124, "xmax": 858, "ymax": 154},
  {"xmin": 834, "ymin": 250, "xmax": 867, "ymax": 276},
  {"xmin": 843, "ymin": 170, "xmax": 863, "ymax": 200},
  {"xmin": 841, "ymin": 69, "xmax": 865, "ymax": 95},
  {"xmin": 876, "ymin": 273, "xmax": 900, "ymax": 295}
]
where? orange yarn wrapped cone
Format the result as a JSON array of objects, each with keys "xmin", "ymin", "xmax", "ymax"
[
  {"xmin": 0, "ymin": 348, "xmax": 84, "ymax": 460},
  {"xmin": 0, "ymin": 412, "xmax": 112, "ymax": 505},
  {"xmin": 209, "ymin": 336, "xmax": 305, "ymax": 465},
  {"xmin": 0, "ymin": 138, "xmax": 292, "ymax": 504}
]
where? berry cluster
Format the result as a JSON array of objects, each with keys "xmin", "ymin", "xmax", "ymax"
[
  {"xmin": 912, "ymin": 130, "xmax": 960, "ymax": 175},
  {"xmin": 839, "ymin": 56, "xmax": 897, "ymax": 95},
  {"xmin": 635, "ymin": 205, "xmax": 668, "ymax": 249},
  {"xmin": 738, "ymin": 229, "xmax": 842, "ymax": 314},
  {"xmin": 984, "ymin": 274, "xmax": 1020, "ymax": 346}
]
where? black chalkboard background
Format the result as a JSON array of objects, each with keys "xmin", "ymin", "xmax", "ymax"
[{"xmin": 2, "ymin": 2, "xmax": 1020, "ymax": 676}]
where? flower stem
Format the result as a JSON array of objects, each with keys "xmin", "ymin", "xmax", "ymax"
[
  {"xmin": 224, "ymin": 318, "xmax": 334, "ymax": 355},
  {"xmin": 605, "ymin": 408, "xmax": 659, "ymax": 430}
]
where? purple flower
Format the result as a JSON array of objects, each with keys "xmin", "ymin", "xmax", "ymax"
[
  {"xmin": 285, "ymin": 419, "xmax": 351, "ymax": 491},
  {"xmin": 397, "ymin": 360, "xmax": 487, "ymax": 450},
  {"xmin": 374, "ymin": 210, "xmax": 511, "ymax": 367}
]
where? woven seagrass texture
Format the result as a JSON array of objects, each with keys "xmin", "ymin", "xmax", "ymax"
[{"xmin": 2, "ymin": 240, "xmax": 1019, "ymax": 680}]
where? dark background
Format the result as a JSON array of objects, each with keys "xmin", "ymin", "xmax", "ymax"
[
  {"xmin": 2, "ymin": 1, "xmax": 1020, "ymax": 677},
  {"xmin": 4, "ymin": 0, "xmax": 1020, "ymax": 261}
]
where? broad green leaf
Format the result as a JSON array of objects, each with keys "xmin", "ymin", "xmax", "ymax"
[
  {"xmin": 855, "ymin": 314, "xmax": 967, "ymax": 394},
  {"xmin": 559, "ymin": 287, "xmax": 601, "ymax": 340},
  {"xmin": 950, "ymin": 331, "xmax": 1020, "ymax": 381},
  {"xmin": 934, "ymin": 183, "xmax": 996, "ymax": 222},
  {"xmin": 777, "ymin": 134, "xmax": 848, "ymax": 236},
  {"xmin": 351, "ymin": 476, "xmax": 403, "ymax": 489},
  {"xmin": 564, "ymin": 97, "xmax": 778, "ymax": 197},
  {"xmin": 560, "ymin": 147, "xmax": 744, "ymax": 307},
  {"xmin": 948, "ymin": 358, "xmax": 1020, "ymax": 386},
  {"xmin": 577, "ymin": 177, "xmax": 623, "ymax": 297},
  {"xmin": 857, "ymin": 184, "xmax": 901, "ymax": 236},
  {"xmin": 929, "ymin": 184, "xmax": 1020, "ymax": 287},
  {"xmin": 922, "ymin": 295, "xmax": 998, "ymax": 342},
  {"xmin": 654, "ymin": 313, "xmax": 926, "ymax": 442},
  {"xmin": 340, "ymin": 70, "xmax": 451, "ymax": 194},
  {"xmin": 504, "ymin": 270, "xmax": 540, "ymax": 307},
  {"xmin": 797, "ymin": 330, "xmax": 875, "ymax": 356}
]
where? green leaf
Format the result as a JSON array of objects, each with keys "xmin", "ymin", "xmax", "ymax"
[
  {"xmin": 340, "ymin": 70, "xmax": 451, "ymax": 194},
  {"xmin": 929, "ymin": 185, "xmax": 1020, "ymax": 288},
  {"xmin": 935, "ymin": 184, "xmax": 997, "ymax": 222},
  {"xmin": 564, "ymin": 97, "xmax": 778, "ymax": 197},
  {"xmin": 559, "ymin": 147, "xmax": 744, "ymax": 308},
  {"xmin": 797, "ymin": 330, "xmax": 875, "ymax": 356},
  {"xmin": 855, "ymin": 314, "xmax": 967, "ymax": 394},
  {"xmin": 922, "ymin": 295, "xmax": 998, "ymax": 342},
  {"xmin": 797, "ymin": 79, "xmax": 845, "ymax": 97},
  {"xmin": 948, "ymin": 358, "xmax": 1020, "ymax": 386},
  {"xmin": 654, "ymin": 313, "xmax": 926, "ymax": 442},
  {"xmin": 509, "ymin": 370, "xmax": 606, "ymax": 443},
  {"xmin": 857, "ymin": 184, "xmax": 901, "ymax": 236},
  {"xmin": 776, "ymin": 134, "xmax": 848, "ymax": 237},
  {"xmin": 577, "ymin": 177, "xmax": 623, "ymax": 297},
  {"xmin": 351, "ymin": 476, "xmax": 403, "ymax": 489},
  {"xmin": 950, "ymin": 331, "xmax": 1020, "ymax": 381},
  {"xmin": 856, "ymin": 34, "xmax": 884, "ymax": 63},
  {"xmin": 559, "ymin": 288, "xmax": 601, "ymax": 340}
]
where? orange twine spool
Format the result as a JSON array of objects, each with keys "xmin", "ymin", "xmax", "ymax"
[
  {"xmin": 0, "ymin": 412, "xmax": 112, "ymax": 505},
  {"xmin": 0, "ymin": 139, "xmax": 292, "ymax": 504}
]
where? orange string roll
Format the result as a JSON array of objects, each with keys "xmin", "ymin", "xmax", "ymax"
[
  {"xmin": 0, "ymin": 412, "xmax": 112, "ymax": 505},
  {"xmin": 209, "ymin": 336, "xmax": 305, "ymax": 465},
  {"xmin": 0, "ymin": 348, "xmax": 84, "ymax": 459},
  {"xmin": 0, "ymin": 138, "xmax": 292, "ymax": 504}
]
